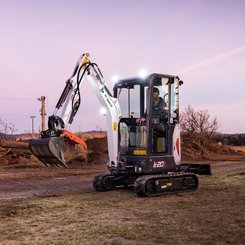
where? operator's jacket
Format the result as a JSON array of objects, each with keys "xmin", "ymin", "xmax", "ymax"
[{"xmin": 152, "ymin": 97, "xmax": 166, "ymax": 119}]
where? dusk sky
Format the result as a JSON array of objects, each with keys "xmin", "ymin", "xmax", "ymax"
[{"xmin": 0, "ymin": 0, "xmax": 244, "ymax": 134}]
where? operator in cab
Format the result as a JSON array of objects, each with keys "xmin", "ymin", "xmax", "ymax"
[
  {"xmin": 135, "ymin": 86, "xmax": 167, "ymax": 152},
  {"xmin": 151, "ymin": 87, "xmax": 166, "ymax": 119},
  {"xmin": 137, "ymin": 87, "xmax": 167, "ymax": 123}
]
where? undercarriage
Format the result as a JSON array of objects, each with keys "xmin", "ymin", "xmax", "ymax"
[{"xmin": 93, "ymin": 171, "xmax": 199, "ymax": 197}]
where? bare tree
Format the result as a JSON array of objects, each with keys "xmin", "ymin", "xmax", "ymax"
[
  {"xmin": 0, "ymin": 118, "xmax": 17, "ymax": 134},
  {"xmin": 180, "ymin": 106, "xmax": 219, "ymax": 148}
]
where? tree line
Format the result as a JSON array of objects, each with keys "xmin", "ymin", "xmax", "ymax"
[
  {"xmin": 1, "ymin": 106, "xmax": 244, "ymax": 146},
  {"xmin": 213, "ymin": 134, "xmax": 245, "ymax": 146},
  {"xmin": 180, "ymin": 106, "xmax": 245, "ymax": 147}
]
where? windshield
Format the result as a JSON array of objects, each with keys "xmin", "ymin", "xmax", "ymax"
[{"xmin": 117, "ymin": 85, "xmax": 141, "ymax": 118}]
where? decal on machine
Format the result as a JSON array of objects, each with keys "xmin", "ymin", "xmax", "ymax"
[
  {"xmin": 153, "ymin": 161, "xmax": 167, "ymax": 168},
  {"xmin": 175, "ymin": 138, "xmax": 180, "ymax": 155},
  {"xmin": 113, "ymin": 122, "xmax": 117, "ymax": 131}
]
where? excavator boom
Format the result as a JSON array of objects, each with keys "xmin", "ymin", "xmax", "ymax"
[{"xmin": 29, "ymin": 53, "xmax": 121, "ymax": 167}]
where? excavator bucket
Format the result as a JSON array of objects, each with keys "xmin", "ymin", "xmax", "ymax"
[
  {"xmin": 29, "ymin": 130, "xmax": 87, "ymax": 168},
  {"xmin": 29, "ymin": 137, "xmax": 68, "ymax": 167}
]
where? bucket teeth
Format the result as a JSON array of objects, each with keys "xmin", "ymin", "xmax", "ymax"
[{"xmin": 29, "ymin": 137, "xmax": 68, "ymax": 167}]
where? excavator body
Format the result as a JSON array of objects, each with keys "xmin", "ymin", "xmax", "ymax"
[
  {"xmin": 29, "ymin": 53, "xmax": 211, "ymax": 197},
  {"xmin": 94, "ymin": 73, "xmax": 211, "ymax": 196}
]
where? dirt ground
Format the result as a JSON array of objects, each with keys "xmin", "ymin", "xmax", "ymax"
[
  {"xmin": 0, "ymin": 133, "xmax": 109, "ymax": 200},
  {"xmin": 0, "ymin": 160, "xmax": 244, "ymax": 200},
  {"xmin": 1, "ymin": 135, "xmax": 244, "ymax": 244},
  {"xmin": 0, "ymin": 134, "xmax": 244, "ymax": 200}
]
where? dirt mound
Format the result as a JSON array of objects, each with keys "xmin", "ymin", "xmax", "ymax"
[
  {"xmin": 0, "ymin": 136, "xmax": 108, "ymax": 168},
  {"xmin": 1, "ymin": 132, "xmax": 244, "ymax": 169},
  {"xmin": 182, "ymin": 140, "xmax": 245, "ymax": 161},
  {"xmin": 66, "ymin": 136, "xmax": 108, "ymax": 166},
  {"xmin": 86, "ymin": 137, "xmax": 108, "ymax": 163},
  {"xmin": 0, "ymin": 142, "xmax": 32, "ymax": 164}
]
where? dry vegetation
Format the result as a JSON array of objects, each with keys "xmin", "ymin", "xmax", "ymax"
[
  {"xmin": 0, "ymin": 126, "xmax": 244, "ymax": 244},
  {"xmin": 181, "ymin": 138, "xmax": 245, "ymax": 161},
  {"xmin": 0, "ymin": 132, "xmax": 108, "ymax": 167},
  {"xmin": 180, "ymin": 106, "xmax": 245, "ymax": 161},
  {"xmin": 0, "ymin": 170, "xmax": 244, "ymax": 245},
  {"xmin": 230, "ymin": 146, "xmax": 245, "ymax": 153}
]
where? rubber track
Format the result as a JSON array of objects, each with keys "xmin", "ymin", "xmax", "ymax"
[
  {"xmin": 93, "ymin": 173, "xmax": 115, "ymax": 191},
  {"xmin": 134, "ymin": 172, "xmax": 199, "ymax": 197}
]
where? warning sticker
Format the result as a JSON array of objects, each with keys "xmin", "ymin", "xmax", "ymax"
[{"xmin": 113, "ymin": 122, "xmax": 117, "ymax": 131}]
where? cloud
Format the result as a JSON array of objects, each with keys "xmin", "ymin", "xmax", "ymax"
[{"xmin": 176, "ymin": 45, "xmax": 245, "ymax": 75}]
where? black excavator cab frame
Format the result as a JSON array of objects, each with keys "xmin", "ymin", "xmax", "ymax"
[
  {"xmin": 94, "ymin": 74, "xmax": 210, "ymax": 196},
  {"xmin": 112, "ymin": 73, "xmax": 211, "ymax": 176},
  {"xmin": 112, "ymin": 74, "xmax": 180, "ymax": 174}
]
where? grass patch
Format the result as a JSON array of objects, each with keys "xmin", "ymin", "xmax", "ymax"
[{"xmin": 0, "ymin": 170, "xmax": 244, "ymax": 245}]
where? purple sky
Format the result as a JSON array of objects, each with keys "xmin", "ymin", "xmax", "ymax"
[{"xmin": 0, "ymin": 0, "xmax": 245, "ymax": 134}]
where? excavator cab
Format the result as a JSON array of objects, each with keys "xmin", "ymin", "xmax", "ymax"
[{"xmin": 113, "ymin": 74, "xmax": 182, "ymax": 175}]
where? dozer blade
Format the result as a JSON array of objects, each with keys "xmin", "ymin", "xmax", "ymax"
[
  {"xmin": 29, "ymin": 137, "xmax": 68, "ymax": 167},
  {"xmin": 180, "ymin": 163, "xmax": 212, "ymax": 175}
]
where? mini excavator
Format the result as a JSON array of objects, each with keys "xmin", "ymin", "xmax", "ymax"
[{"xmin": 29, "ymin": 53, "xmax": 211, "ymax": 197}]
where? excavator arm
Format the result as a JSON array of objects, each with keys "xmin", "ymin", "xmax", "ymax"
[{"xmin": 29, "ymin": 53, "xmax": 121, "ymax": 167}]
